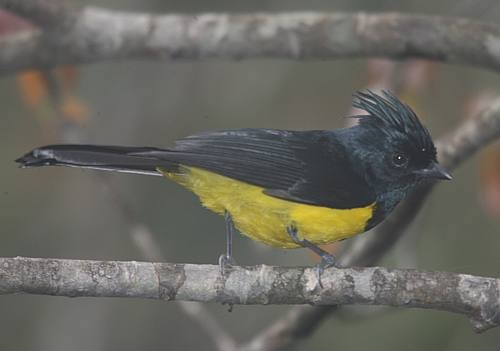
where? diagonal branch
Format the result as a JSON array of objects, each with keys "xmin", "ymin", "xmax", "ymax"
[
  {"xmin": 1, "ymin": 256, "xmax": 499, "ymax": 333},
  {"xmin": 342, "ymin": 97, "xmax": 500, "ymax": 268},
  {"xmin": 130, "ymin": 225, "xmax": 237, "ymax": 351},
  {"xmin": 2, "ymin": 6, "xmax": 500, "ymax": 74},
  {"xmin": 345, "ymin": 97, "xmax": 500, "ymax": 263},
  {"xmin": 242, "ymin": 97, "xmax": 500, "ymax": 350}
]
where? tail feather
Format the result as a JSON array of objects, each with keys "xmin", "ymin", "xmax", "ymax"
[{"xmin": 16, "ymin": 144, "xmax": 178, "ymax": 176}]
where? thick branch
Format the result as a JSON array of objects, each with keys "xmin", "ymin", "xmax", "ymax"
[
  {"xmin": 1, "ymin": 257, "xmax": 499, "ymax": 333},
  {"xmin": 2, "ymin": 8, "xmax": 500, "ymax": 74}
]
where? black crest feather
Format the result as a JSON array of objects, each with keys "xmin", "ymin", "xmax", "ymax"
[{"xmin": 352, "ymin": 90, "xmax": 436, "ymax": 157}]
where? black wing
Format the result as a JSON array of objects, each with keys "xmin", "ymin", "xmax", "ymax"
[{"xmin": 151, "ymin": 129, "xmax": 375, "ymax": 209}]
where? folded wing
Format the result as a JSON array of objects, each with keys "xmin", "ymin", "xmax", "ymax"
[{"xmin": 138, "ymin": 129, "xmax": 375, "ymax": 209}]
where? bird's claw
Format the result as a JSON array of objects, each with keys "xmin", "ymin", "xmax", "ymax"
[
  {"xmin": 218, "ymin": 254, "xmax": 237, "ymax": 275},
  {"xmin": 286, "ymin": 225, "xmax": 342, "ymax": 288},
  {"xmin": 316, "ymin": 254, "xmax": 340, "ymax": 288}
]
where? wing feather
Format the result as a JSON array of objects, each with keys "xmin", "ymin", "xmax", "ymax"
[{"xmin": 138, "ymin": 129, "xmax": 375, "ymax": 208}]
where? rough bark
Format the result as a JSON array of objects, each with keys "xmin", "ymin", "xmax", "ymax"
[
  {"xmin": 2, "ymin": 7, "xmax": 500, "ymax": 74},
  {"xmin": 1, "ymin": 256, "xmax": 499, "ymax": 333}
]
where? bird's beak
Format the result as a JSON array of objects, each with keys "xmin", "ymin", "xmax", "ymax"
[{"xmin": 414, "ymin": 161, "xmax": 452, "ymax": 180}]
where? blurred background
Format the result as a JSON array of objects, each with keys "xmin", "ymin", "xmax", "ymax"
[{"xmin": 1, "ymin": 0, "xmax": 500, "ymax": 350}]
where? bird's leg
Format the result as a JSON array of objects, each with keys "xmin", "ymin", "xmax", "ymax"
[
  {"xmin": 219, "ymin": 211, "xmax": 237, "ymax": 274},
  {"xmin": 286, "ymin": 225, "xmax": 339, "ymax": 288}
]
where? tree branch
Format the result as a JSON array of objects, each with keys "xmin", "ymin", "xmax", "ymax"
[
  {"xmin": 240, "ymin": 305, "xmax": 337, "ymax": 351},
  {"xmin": 2, "ymin": 6, "xmax": 500, "ymax": 74},
  {"xmin": 1, "ymin": 0, "xmax": 76, "ymax": 29},
  {"xmin": 1, "ymin": 256, "xmax": 499, "ymax": 333}
]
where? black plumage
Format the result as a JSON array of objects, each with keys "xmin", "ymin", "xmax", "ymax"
[
  {"xmin": 163, "ymin": 129, "xmax": 375, "ymax": 208},
  {"xmin": 16, "ymin": 90, "xmax": 448, "ymax": 231}
]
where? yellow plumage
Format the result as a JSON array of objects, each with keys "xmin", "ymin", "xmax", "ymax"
[{"xmin": 160, "ymin": 166, "xmax": 375, "ymax": 248}]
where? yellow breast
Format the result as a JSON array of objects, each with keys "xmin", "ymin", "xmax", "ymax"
[{"xmin": 160, "ymin": 166, "xmax": 375, "ymax": 248}]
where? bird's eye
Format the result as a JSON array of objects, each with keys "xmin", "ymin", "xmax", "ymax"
[{"xmin": 392, "ymin": 153, "xmax": 409, "ymax": 168}]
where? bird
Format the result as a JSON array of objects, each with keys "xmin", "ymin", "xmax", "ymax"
[{"xmin": 16, "ymin": 90, "xmax": 451, "ymax": 284}]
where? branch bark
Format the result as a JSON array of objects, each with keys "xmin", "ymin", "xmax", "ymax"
[
  {"xmin": 2, "ymin": 6, "xmax": 500, "ymax": 74},
  {"xmin": 1, "ymin": 257, "xmax": 499, "ymax": 333}
]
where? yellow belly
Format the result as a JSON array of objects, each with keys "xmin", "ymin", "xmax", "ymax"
[{"xmin": 160, "ymin": 166, "xmax": 375, "ymax": 248}]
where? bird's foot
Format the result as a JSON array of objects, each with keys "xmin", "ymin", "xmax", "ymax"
[
  {"xmin": 315, "ymin": 252, "xmax": 340, "ymax": 288},
  {"xmin": 218, "ymin": 254, "xmax": 237, "ymax": 311},
  {"xmin": 218, "ymin": 254, "xmax": 237, "ymax": 275},
  {"xmin": 286, "ymin": 225, "xmax": 341, "ymax": 288}
]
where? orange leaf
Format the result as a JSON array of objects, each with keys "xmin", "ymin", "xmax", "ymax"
[
  {"xmin": 479, "ymin": 145, "xmax": 500, "ymax": 217},
  {"xmin": 60, "ymin": 94, "xmax": 89, "ymax": 124},
  {"xmin": 56, "ymin": 66, "xmax": 79, "ymax": 91},
  {"xmin": 16, "ymin": 70, "xmax": 47, "ymax": 108}
]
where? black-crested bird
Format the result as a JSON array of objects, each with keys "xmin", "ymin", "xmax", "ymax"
[{"xmin": 16, "ymin": 91, "xmax": 451, "ymax": 284}]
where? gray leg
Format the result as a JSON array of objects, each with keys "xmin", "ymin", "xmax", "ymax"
[
  {"xmin": 287, "ymin": 225, "xmax": 338, "ymax": 288},
  {"xmin": 219, "ymin": 211, "xmax": 237, "ymax": 274}
]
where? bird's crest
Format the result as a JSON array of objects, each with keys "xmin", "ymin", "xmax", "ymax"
[{"xmin": 352, "ymin": 90, "xmax": 436, "ymax": 157}]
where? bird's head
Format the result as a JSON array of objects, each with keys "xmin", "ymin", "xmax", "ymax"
[{"xmin": 350, "ymin": 90, "xmax": 451, "ymax": 198}]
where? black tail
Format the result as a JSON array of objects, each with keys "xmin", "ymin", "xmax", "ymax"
[{"xmin": 16, "ymin": 144, "xmax": 179, "ymax": 176}]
